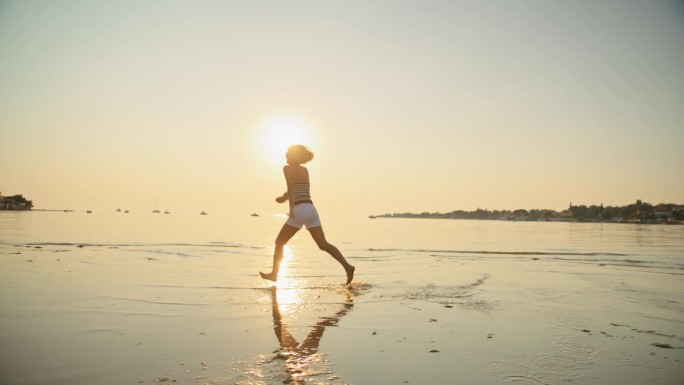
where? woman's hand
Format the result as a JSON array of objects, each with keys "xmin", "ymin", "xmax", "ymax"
[{"xmin": 275, "ymin": 191, "xmax": 288, "ymax": 203}]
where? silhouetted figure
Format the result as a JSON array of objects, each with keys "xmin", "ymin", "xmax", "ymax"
[{"xmin": 260, "ymin": 145, "xmax": 355, "ymax": 285}]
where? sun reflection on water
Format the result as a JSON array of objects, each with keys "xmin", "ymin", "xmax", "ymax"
[{"xmin": 274, "ymin": 246, "xmax": 304, "ymax": 312}]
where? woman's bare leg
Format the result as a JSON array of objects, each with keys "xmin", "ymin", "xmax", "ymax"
[
  {"xmin": 260, "ymin": 223, "xmax": 299, "ymax": 282},
  {"xmin": 308, "ymin": 226, "xmax": 355, "ymax": 284}
]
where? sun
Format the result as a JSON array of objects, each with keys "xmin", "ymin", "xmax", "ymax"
[{"xmin": 259, "ymin": 114, "xmax": 317, "ymax": 163}]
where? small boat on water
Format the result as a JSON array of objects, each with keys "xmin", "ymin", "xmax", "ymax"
[
  {"xmin": 86, "ymin": 210, "xmax": 92, "ymax": 214},
  {"xmin": 200, "ymin": 211, "xmax": 208, "ymax": 216},
  {"xmin": 251, "ymin": 213, "xmax": 259, "ymax": 217},
  {"xmin": 164, "ymin": 210, "xmax": 170, "ymax": 215}
]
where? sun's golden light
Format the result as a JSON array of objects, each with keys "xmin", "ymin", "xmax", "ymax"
[
  {"xmin": 275, "ymin": 246, "xmax": 303, "ymax": 312},
  {"xmin": 259, "ymin": 113, "xmax": 317, "ymax": 164}
]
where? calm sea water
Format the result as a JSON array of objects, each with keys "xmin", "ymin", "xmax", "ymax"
[
  {"xmin": 1, "ymin": 210, "xmax": 683, "ymax": 272},
  {"xmin": 1, "ymin": 210, "xmax": 683, "ymax": 385}
]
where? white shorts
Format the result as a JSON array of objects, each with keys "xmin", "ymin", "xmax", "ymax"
[{"xmin": 286, "ymin": 203, "xmax": 322, "ymax": 229}]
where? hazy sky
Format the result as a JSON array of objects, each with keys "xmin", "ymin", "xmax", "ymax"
[{"xmin": 1, "ymin": 0, "xmax": 683, "ymax": 217}]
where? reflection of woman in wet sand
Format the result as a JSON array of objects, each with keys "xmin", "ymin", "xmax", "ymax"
[
  {"xmin": 269, "ymin": 287, "xmax": 353, "ymax": 383},
  {"xmin": 260, "ymin": 145, "xmax": 355, "ymax": 285}
]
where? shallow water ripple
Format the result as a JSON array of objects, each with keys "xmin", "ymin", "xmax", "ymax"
[
  {"xmin": 400, "ymin": 275, "xmax": 492, "ymax": 308},
  {"xmin": 465, "ymin": 347, "xmax": 610, "ymax": 385}
]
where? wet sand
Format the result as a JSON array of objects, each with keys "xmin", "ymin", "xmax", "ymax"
[{"xmin": 0, "ymin": 240, "xmax": 682, "ymax": 385}]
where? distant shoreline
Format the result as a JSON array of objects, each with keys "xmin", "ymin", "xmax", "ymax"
[
  {"xmin": 371, "ymin": 201, "xmax": 684, "ymax": 225},
  {"xmin": 0, "ymin": 194, "xmax": 34, "ymax": 210},
  {"xmin": 34, "ymin": 209, "xmax": 75, "ymax": 212},
  {"xmin": 369, "ymin": 214, "xmax": 682, "ymax": 225},
  {"xmin": 0, "ymin": 208, "xmax": 69, "ymax": 212}
]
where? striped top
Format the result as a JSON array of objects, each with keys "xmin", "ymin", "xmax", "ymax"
[{"xmin": 293, "ymin": 183, "xmax": 311, "ymax": 203}]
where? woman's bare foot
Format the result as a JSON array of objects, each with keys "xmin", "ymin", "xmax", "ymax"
[
  {"xmin": 345, "ymin": 265, "xmax": 355, "ymax": 285},
  {"xmin": 260, "ymin": 271, "xmax": 277, "ymax": 282}
]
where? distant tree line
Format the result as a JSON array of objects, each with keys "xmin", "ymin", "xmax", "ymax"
[
  {"xmin": 564, "ymin": 201, "xmax": 683, "ymax": 222},
  {"xmin": 374, "ymin": 200, "xmax": 684, "ymax": 223},
  {"xmin": 0, "ymin": 194, "xmax": 33, "ymax": 210}
]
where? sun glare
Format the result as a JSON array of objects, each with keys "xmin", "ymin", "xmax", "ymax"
[
  {"xmin": 275, "ymin": 246, "xmax": 303, "ymax": 311},
  {"xmin": 260, "ymin": 114, "xmax": 317, "ymax": 164}
]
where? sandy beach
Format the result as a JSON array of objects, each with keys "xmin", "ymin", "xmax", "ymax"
[
  {"xmin": 0, "ymin": 214, "xmax": 683, "ymax": 385},
  {"xmin": 2, "ymin": 1, "xmax": 683, "ymax": 383}
]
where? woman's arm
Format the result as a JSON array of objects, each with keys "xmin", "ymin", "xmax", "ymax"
[{"xmin": 275, "ymin": 192, "xmax": 288, "ymax": 203}]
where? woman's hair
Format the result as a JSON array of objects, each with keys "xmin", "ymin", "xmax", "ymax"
[{"xmin": 288, "ymin": 144, "xmax": 314, "ymax": 164}]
